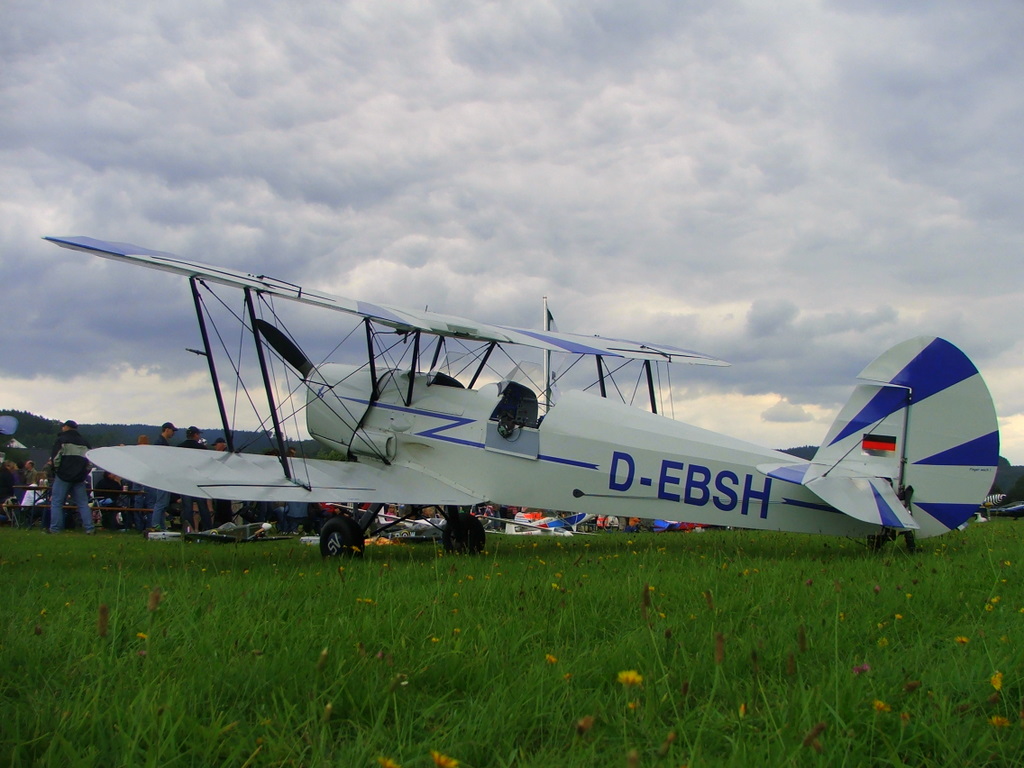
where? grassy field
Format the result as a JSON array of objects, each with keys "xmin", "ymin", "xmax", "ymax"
[{"xmin": 2, "ymin": 521, "xmax": 1023, "ymax": 767}]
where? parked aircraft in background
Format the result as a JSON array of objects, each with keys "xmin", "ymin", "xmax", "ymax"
[
  {"xmin": 479, "ymin": 510, "xmax": 592, "ymax": 536},
  {"xmin": 46, "ymin": 236, "xmax": 1000, "ymax": 555},
  {"xmin": 989, "ymin": 502, "xmax": 1024, "ymax": 520}
]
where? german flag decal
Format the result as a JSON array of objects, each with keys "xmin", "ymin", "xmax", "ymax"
[{"xmin": 862, "ymin": 434, "xmax": 897, "ymax": 452}]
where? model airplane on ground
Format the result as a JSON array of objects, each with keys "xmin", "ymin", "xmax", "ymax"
[
  {"xmin": 148, "ymin": 521, "xmax": 284, "ymax": 543},
  {"xmin": 45, "ymin": 236, "xmax": 1000, "ymax": 555},
  {"xmin": 479, "ymin": 510, "xmax": 593, "ymax": 536}
]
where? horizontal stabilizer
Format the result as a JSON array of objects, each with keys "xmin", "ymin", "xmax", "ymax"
[
  {"xmin": 803, "ymin": 474, "xmax": 918, "ymax": 530},
  {"xmin": 87, "ymin": 445, "xmax": 482, "ymax": 506},
  {"xmin": 758, "ymin": 462, "xmax": 810, "ymax": 485}
]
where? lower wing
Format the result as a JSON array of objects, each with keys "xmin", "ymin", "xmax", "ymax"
[{"xmin": 88, "ymin": 445, "xmax": 482, "ymax": 506}]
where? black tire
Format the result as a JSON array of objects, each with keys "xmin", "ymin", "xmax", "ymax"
[
  {"xmin": 442, "ymin": 511, "xmax": 485, "ymax": 554},
  {"xmin": 320, "ymin": 516, "xmax": 365, "ymax": 558},
  {"xmin": 902, "ymin": 530, "xmax": 917, "ymax": 553}
]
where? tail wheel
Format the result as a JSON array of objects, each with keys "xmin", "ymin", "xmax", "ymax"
[
  {"xmin": 442, "ymin": 510, "xmax": 485, "ymax": 554},
  {"xmin": 320, "ymin": 516, "xmax": 365, "ymax": 558}
]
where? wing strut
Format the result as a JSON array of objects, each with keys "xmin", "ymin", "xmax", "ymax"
[
  {"xmin": 244, "ymin": 287, "xmax": 292, "ymax": 480},
  {"xmin": 596, "ymin": 355, "xmax": 607, "ymax": 398},
  {"xmin": 406, "ymin": 330, "xmax": 420, "ymax": 407},
  {"xmin": 190, "ymin": 278, "xmax": 235, "ymax": 451},
  {"xmin": 468, "ymin": 342, "xmax": 496, "ymax": 389},
  {"xmin": 644, "ymin": 360, "xmax": 658, "ymax": 415},
  {"xmin": 365, "ymin": 318, "xmax": 379, "ymax": 402}
]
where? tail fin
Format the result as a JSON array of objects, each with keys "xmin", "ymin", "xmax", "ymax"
[{"xmin": 804, "ymin": 337, "xmax": 999, "ymax": 538}]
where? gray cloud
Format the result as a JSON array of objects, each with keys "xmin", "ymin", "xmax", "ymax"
[
  {"xmin": 762, "ymin": 399, "xmax": 815, "ymax": 425},
  {"xmin": 3, "ymin": 0, "xmax": 1023, "ymax": 457}
]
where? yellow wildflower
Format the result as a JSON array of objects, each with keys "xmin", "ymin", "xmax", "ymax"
[
  {"xmin": 955, "ymin": 636, "xmax": 969, "ymax": 645},
  {"xmin": 545, "ymin": 654, "xmax": 558, "ymax": 664},
  {"xmin": 136, "ymin": 632, "xmax": 148, "ymax": 640},
  {"xmin": 991, "ymin": 671, "xmax": 1003, "ymax": 691},
  {"xmin": 989, "ymin": 715, "xmax": 1011, "ymax": 727},
  {"xmin": 431, "ymin": 750, "xmax": 459, "ymax": 767},
  {"xmin": 617, "ymin": 670, "xmax": 644, "ymax": 687},
  {"xmin": 872, "ymin": 700, "xmax": 891, "ymax": 712}
]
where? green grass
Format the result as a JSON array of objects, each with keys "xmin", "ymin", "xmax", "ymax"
[{"xmin": 2, "ymin": 522, "xmax": 1023, "ymax": 767}]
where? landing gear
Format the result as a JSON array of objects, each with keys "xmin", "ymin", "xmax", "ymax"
[
  {"xmin": 902, "ymin": 530, "xmax": 917, "ymax": 553},
  {"xmin": 320, "ymin": 515, "xmax": 365, "ymax": 557},
  {"xmin": 867, "ymin": 531, "xmax": 892, "ymax": 551},
  {"xmin": 867, "ymin": 528, "xmax": 917, "ymax": 553},
  {"xmin": 442, "ymin": 508, "xmax": 485, "ymax": 554}
]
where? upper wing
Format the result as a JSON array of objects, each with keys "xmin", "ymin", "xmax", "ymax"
[
  {"xmin": 45, "ymin": 235, "xmax": 727, "ymax": 366},
  {"xmin": 88, "ymin": 445, "xmax": 483, "ymax": 506}
]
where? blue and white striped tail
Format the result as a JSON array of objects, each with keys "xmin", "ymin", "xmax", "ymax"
[{"xmin": 805, "ymin": 337, "xmax": 998, "ymax": 538}]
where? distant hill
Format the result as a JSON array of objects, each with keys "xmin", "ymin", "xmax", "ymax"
[{"xmin": 780, "ymin": 445, "xmax": 816, "ymax": 460}]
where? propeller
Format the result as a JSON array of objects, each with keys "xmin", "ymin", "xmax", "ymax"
[{"xmin": 255, "ymin": 319, "xmax": 314, "ymax": 377}]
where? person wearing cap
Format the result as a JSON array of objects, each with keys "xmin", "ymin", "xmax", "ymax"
[
  {"xmin": 178, "ymin": 427, "xmax": 212, "ymax": 531},
  {"xmin": 148, "ymin": 421, "xmax": 177, "ymax": 531},
  {"xmin": 48, "ymin": 420, "xmax": 94, "ymax": 534}
]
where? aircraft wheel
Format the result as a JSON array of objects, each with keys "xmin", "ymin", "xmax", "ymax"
[
  {"xmin": 902, "ymin": 530, "xmax": 917, "ymax": 553},
  {"xmin": 320, "ymin": 516, "xmax": 365, "ymax": 558},
  {"xmin": 868, "ymin": 529, "xmax": 898, "ymax": 552},
  {"xmin": 442, "ymin": 511, "xmax": 485, "ymax": 554}
]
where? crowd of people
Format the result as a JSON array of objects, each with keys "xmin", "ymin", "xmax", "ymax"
[
  {"xmin": 0, "ymin": 419, "xmax": 328, "ymax": 536},
  {"xmin": 1, "ymin": 419, "xmax": 627, "ymax": 537}
]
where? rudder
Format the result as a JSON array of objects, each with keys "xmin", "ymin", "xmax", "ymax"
[{"xmin": 808, "ymin": 337, "xmax": 998, "ymax": 538}]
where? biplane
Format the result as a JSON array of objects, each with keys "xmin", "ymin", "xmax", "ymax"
[{"xmin": 45, "ymin": 235, "xmax": 999, "ymax": 554}]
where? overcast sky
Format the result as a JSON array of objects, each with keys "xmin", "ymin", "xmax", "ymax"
[{"xmin": 3, "ymin": 1, "xmax": 1024, "ymax": 462}]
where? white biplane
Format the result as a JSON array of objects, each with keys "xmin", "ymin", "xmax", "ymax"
[{"xmin": 46, "ymin": 236, "xmax": 999, "ymax": 555}]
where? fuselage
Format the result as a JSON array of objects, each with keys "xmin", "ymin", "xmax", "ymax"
[{"xmin": 306, "ymin": 366, "xmax": 878, "ymax": 537}]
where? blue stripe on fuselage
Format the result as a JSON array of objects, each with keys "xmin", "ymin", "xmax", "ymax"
[{"xmin": 351, "ymin": 398, "xmax": 597, "ymax": 468}]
